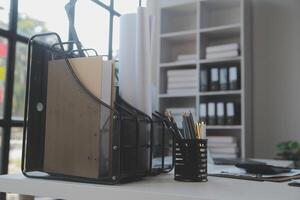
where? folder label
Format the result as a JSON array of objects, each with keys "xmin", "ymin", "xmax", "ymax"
[
  {"xmin": 229, "ymin": 67, "xmax": 238, "ymax": 82},
  {"xmin": 200, "ymin": 103, "xmax": 207, "ymax": 117},
  {"xmin": 208, "ymin": 103, "xmax": 215, "ymax": 117},
  {"xmin": 211, "ymin": 68, "xmax": 218, "ymax": 82},
  {"xmin": 227, "ymin": 102, "xmax": 235, "ymax": 117},
  {"xmin": 217, "ymin": 102, "xmax": 224, "ymax": 117},
  {"xmin": 220, "ymin": 68, "xmax": 227, "ymax": 84}
]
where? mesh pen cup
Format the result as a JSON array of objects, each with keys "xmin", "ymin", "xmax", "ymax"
[{"xmin": 174, "ymin": 139, "xmax": 208, "ymax": 182}]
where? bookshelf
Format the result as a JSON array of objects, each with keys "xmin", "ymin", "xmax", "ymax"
[{"xmin": 157, "ymin": 0, "xmax": 252, "ymax": 158}]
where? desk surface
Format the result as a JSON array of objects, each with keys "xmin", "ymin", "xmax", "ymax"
[{"xmin": 0, "ymin": 173, "xmax": 299, "ymax": 200}]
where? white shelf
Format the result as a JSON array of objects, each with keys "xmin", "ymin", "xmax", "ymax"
[
  {"xmin": 199, "ymin": 56, "xmax": 241, "ymax": 64},
  {"xmin": 161, "ymin": 29, "xmax": 198, "ymax": 38},
  {"xmin": 158, "ymin": 0, "xmax": 251, "ymax": 159},
  {"xmin": 161, "ymin": 2, "xmax": 197, "ymax": 34},
  {"xmin": 200, "ymin": 24, "xmax": 241, "ymax": 40},
  {"xmin": 206, "ymin": 125, "xmax": 242, "ymax": 130},
  {"xmin": 200, "ymin": 0, "xmax": 241, "ymax": 29},
  {"xmin": 159, "ymin": 93, "xmax": 197, "ymax": 98},
  {"xmin": 200, "ymin": 23, "xmax": 240, "ymax": 33},
  {"xmin": 160, "ymin": 60, "xmax": 197, "ymax": 68},
  {"xmin": 160, "ymin": 32, "xmax": 197, "ymax": 63},
  {"xmin": 200, "ymin": 90, "xmax": 241, "ymax": 96}
]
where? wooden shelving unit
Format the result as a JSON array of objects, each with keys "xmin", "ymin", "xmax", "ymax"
[{"xmin": 156, "ymin": 0, "xmax": 251, "ymax": 158}]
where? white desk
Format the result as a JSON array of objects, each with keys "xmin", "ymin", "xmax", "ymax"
[{"xmin": 0, "ymin": 173, "xmax": 299, "ymax": 200}]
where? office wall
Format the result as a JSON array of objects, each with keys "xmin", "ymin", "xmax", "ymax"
[{"xmin": 252, "ymin": 0, "xmax": 300, "ymax": 158}]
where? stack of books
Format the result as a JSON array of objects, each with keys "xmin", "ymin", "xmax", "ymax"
[
  {"xmin": 165, "ymin": 107, "xmax": 196, "ymax": 129},
  {"xmin": 167, "ymin": 69, "xmax": 197, "ymax": 94},
  {"xmin": 206, "ymin": 43, "xmax": 239, "ymax": 59},
  {"xmin": 177, "ymin": 54, "xmax": 197, "ymax": 61},
  {"xmin": 207, "ymin": 136, "xmax": 238, "ymax": 159}
]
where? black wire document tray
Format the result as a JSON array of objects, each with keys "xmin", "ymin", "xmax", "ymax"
[{"xmin": 21, "ymin": 33, "xmax": 173, "ymax": 184}]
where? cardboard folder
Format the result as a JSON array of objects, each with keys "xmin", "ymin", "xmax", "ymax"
[{"xmin": 43, "ymin": 56, "xmax": 113, "ymax": 178}]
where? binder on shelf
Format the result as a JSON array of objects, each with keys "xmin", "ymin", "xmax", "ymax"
[
  {"xmin": 199, "ymin": 103, "xmax": 207, "ymax": 123},
  {"xmin": 208, "ymin": 102, "xmax": 216, "ymax": 125},
  {"xmin": 217, "ymin": 102, "xmax": 225, "ymax": 125},
  {"xmin": 200, "ymin": 68, "xmax": 208, "ymax": 92},
  {"xmin": 210, "ymin": 68, "xmax": 219, "ymax": 91},
  {"xmin": 219, "ymin": 67, "xmax": 228, "ymax": 91},
  {"xmin": 229, "ymin": 66, "xmax": 239, "ymax": 90},
  {"xmin": 226, "ymin": 102, "xmax": 236, "ymax": 125},
  {"xmin": 22, "ymin": 33, "xmax": 174, "ymax": 185}
]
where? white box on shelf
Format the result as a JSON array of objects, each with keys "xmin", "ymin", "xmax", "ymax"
[
  {"xmin": 167, "ymin": 69, "xmax": 197, "ymax": 77},
  {"xmin": 206, "ymin": 43, "xmax": 239, "ymax": 54},
  {"xmin": 177, "ymin": 54, "xmax": 198, "ymax": 61},
  {"xmin": 207, "ymin": 136, "xmax": 237, "ymax": 144},
  {"xmin": 211, "ymin": 153, "xmax": 238, "ymax": 159},
  {"xmin": 168, "ymin": 77, "xmax": 198, "ymax": 83},
  {"xmin": 206, "ymin": 50, "xmax": 239, "ymax": 59},
  {"xmin": 168, "ymin": 82, "xmax": 197, "ymax": 89}
]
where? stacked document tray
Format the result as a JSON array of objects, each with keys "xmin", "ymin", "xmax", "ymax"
[{"xmin": 22, "ymin": 33, "xmax": 173, "ymax": 184}]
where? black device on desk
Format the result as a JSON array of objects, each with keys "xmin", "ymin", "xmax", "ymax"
[
  {"xmin": 288, "ymin": 180, "xmax": 300, "ymax": 187},
  {"xmin": 235, "ymin": 162, "xmax": 291, "ymax": 175},
  {"xmin": 214, "ymin": 158, "xmax": 266, "ymax": 165}
]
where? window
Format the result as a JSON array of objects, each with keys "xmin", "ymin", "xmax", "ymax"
[
  {"xmin": 0, "ymin": 0, "xmax": 143, "ymax": 199},
  {"xmin": 112, "ymin": 16, "xmax": 120, "ymax": 59},
  {"xmin": 0, "ymin": 37, "xmax": 7, "ymax": 118},
  {"xmin": 100, "ymin": 0, "xmax": 110, "ymax": 6},
  {"xmin": 115, "ymin": 0, "xmax": 147, "ymax": 14},
  {"xmin": 12, "ymin": 42, "xmax": 27, "ymax": 120},
  {"xmin": 8, "ymin": 127, "xmax": 22, "ymax": 174},
  {"xmin": 0, "ymin": 0, "xmax": 10, "ymax": 30},
  {"xmin": 75, "ymin": 0, "xmax": 110, "ymax": 55},
  {"xmin": 18, "ymin": 0, "xmax": 69, "ymax": 40},
  {"xmin": 0, "ymin": 128, "xmax": 2, "ymax": 169}
]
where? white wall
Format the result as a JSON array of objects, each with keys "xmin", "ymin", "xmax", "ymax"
[{"xmin": 252, "ymin": 0, "xmax": 300, "ymax": 158}]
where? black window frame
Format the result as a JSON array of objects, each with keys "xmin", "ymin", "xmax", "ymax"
[{"xmin": 0, "ymin": 0, "xmax": 125, "ymax": 198}]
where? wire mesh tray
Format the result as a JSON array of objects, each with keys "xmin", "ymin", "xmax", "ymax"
[{"xmin": 21, "ymin": 33, "xmax": 173, "ymax": 184}]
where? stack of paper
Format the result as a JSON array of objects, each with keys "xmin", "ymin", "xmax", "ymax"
[
  {"xmin": 165, "ymin": 107, "xmax": 196, "ymax": 129},
  {"xmin": 166, "ymin": 69, "xmax": 197, "ymax": 94},
  {"xmin": 207, "ymin": 136, "xmax": 238, "ymax": 159},
  {"xmin": 206, "ymin": 43, "xmax": 239, "ymax": 59},
  {"xmin": 119, "ymin": 7, "xmax": 153, "ymax": 116},
  {"xmin": 177, "ymin": 54, "xmax": 197, "ymax": 61}
]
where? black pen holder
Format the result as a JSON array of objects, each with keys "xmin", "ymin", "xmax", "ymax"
[{"xmin": 174, "ymin": 139, "xmax": 208, "ymax": 182}]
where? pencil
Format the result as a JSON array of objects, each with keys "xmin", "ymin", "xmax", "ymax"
[{"xmin": 200, "ymin": 122, "xmax": 206, "ymax": 139}]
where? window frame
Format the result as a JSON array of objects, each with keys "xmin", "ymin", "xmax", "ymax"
[{"xmin": 0, "ymin": 0, "xmax": 122, "ymax": 189}]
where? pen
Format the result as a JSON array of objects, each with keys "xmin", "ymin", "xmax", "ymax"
[
  {"xmin": 200, "ymin": 122, "xmax": 206, "ymax": 139},
  {"xmin": 195, "ymin": 123, "xmax": 201, "ymax": 139},
  {"xmin": 164, "ymin": 111, "xmax": 184, "ymax": 139},
  {"xmin": 189, "ymin": 112, "xmax": 196, "ymax": 139}
]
